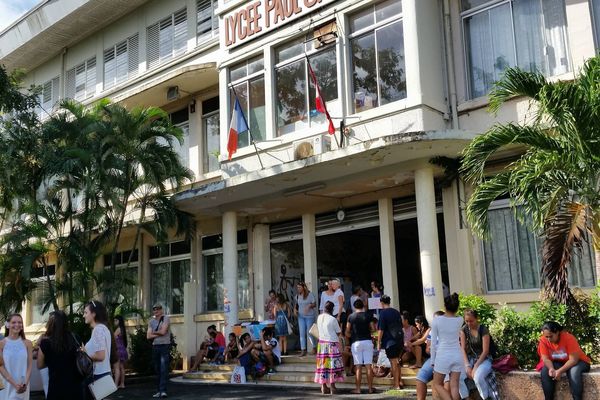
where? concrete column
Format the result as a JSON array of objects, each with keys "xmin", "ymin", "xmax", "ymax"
[
  {"xmin": 415, "ymin": 167, "xmax": 445, "ymax": 319},
  {"xmin": 442, "ymin": 181, "xmax": 476, "ymax": 294},
  {"xmin": 182, "ymin": 281, "xmax": 199, "ymax": 370},
  {"xmin": 252, "ymin": 224, "xmax": 271, "ymax": 321},
  {"xmin": 378, "ymin": 198, "xmax": 400, "ymax": 309},
  {"xmin": 222, "ymin": 211, "xmax": 238, "ymax": 335},
  {"xmin": 302, "ymin": 214, "xmax": 318, "ymax": 298}
]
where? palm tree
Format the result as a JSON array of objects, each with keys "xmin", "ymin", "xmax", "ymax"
[{"xmin": 460, "ymin": 57, "xmax": 600, "ymax": 304}]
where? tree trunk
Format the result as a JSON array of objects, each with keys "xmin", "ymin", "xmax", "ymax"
[{"xmin": 593, "ymin": 212, "xmax": 600, "ymax": 287}]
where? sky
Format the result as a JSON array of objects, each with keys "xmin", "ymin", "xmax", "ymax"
[{"xmin": 0, "ymin": 0, "xmax": 42, "ymax": 32}]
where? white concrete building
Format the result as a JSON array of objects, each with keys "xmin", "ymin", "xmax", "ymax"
[{"xmin": 1, "ymin": 0, "xmax": 598, "ymax": 368}]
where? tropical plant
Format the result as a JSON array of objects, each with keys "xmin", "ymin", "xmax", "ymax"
[{"xmin": 460, "ymin": 57, "xmax": 600, "ymax": 303}]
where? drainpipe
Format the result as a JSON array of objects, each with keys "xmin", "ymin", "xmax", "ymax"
[
  {"xmin": 60, "ymin": 47, "xmax": 67, "ymax": 100},
  {"xmin": 442, "ymin": 0, "xmax": 459, "ymax": 130}
]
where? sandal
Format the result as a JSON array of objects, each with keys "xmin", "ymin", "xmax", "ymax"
[
  {"xmin": 350, "ymin": 389, "xmax": 361, "ymax": 394},
  {"xmin": 368, "ymin": 388, "xmax": 376, "ymax": 394},
  {"xmin": 321, "ymin": 386, "xmax": 330, "ymax": 395}
]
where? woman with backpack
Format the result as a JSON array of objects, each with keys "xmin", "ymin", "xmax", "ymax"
[{"xmin": 459, "ymin": 309, "xmax": 498, "ymax": 400}]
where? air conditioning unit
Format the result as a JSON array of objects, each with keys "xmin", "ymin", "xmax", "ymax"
[{"xmin": 293, "ymin": 135, "xmax": 332, "ymax": 160}]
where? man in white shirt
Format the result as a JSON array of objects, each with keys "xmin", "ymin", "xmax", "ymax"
[{"xmin": 251, "ymin": 327, "xmax": 281, "ymax": 374}]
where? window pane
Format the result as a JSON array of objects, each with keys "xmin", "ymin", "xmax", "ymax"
[
  {"xmin": 276, "ymin": 60, "xmax": 307, "ymax": 135},
  {"xmin": 540, "ymin": 0, "xmax": 569, "ymax": 75},
  {"xmin": 238, "ymin": 250, "xmax": 250, "ymax": 309},
  {"xmin": 205, "ymin": 253, "xmax": 224, "ymax": 311},
  {"xmin": 352, "ymin": 32, "xmax": 378, "ymax": 112},
  {"xmin": 593, "ymin": 0, "xmax": 600, "ymax": 49},
  {"xmin": 465, "ymin": 4, "xmax": 515, "ymax": 98},
  {"xmin": 152, "ymin": 262, "xmax": 170, "ymax": 312},
  {"xmin": 461, "ymin": 0, "xmax": 492, "ymax": 11},
  {"xmin": 276, "ymin": 38, "xmax": 303, "ymax": 63},
  {"xmin": 248, "ymin": 57, "xmax": 264, "ymax": 75},
  {"xmin": 513, "ymin": 0, "xmax": 546, "ymax": 73},
  {"xmin": 350, "ymin": 6, "xmax": 374, "ymax": 33},
  {"xmin": 375, "ymin": 0, "xmax": 402, "ymax": 22},
  {"xmin": 170, "ymin": 259, "xmax": 190, "ymax": 314},
  {"xmin": 203, "ymin": 113, "xmax": 220, "ymax": 172},
  {"xmin": 249, "ymin": 77, "xmax": 266, "ymax": 142},
  {"xmin": 230, "ymin": 62, "xmax": 247, "ymax": 82},
  {"xmin": 32, "ymin": 280, "xmax": 53, "ymax": 324},
  {"xmin": 376, "ymin": 20, "xmax": 406, "ymax": 105}
]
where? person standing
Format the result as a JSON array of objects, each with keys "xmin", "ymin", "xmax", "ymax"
[
  {"xmin": 416, "ymin": 311, "xmax": 446, "ymax": 400},
  {"xmin": 295, "ymin": 282, "xmax": 316, "ymax": 357},
  {"xmin": 538, "ymin": 321, "xmax": 591, "ymax": 400},
  {"xmin": 273, "ymin": 294, "xmax": 291, "ymax": 356},
  {"xmin": 319, "ymin": 280, "xmax": 344, "ymax": 323},
  {"xmin": 113, "ymin": 315, "xmax": 128, "ymax": 389},
  {"xmin": 83, "ymin": 301, "xmax": 113, "ymax": 400},
  {"xmin": 376, "ymin": 295, "xmax": 403, "ymax": 390},
  {"xmin": 430, "ymin": 293, "xmax": 464, "ymax": 400},
  {"xmin": 37, "ymin": 311, "xmax": 84, "ymax": 400},
  {"xmin": 264, "ymin": 290, "xmax": 277, "ymax": 320},
  {"xmin": 146, "ymin": 303, "xmax": 170, "ymax": 399},
  {"xmin": 345, "ymin": 299, "xmax": 375, "ymax": 394},
  {"xmin": 314, "ymin": 301, "xmax": 344, "ymax": 395},
  {"xmin": 0, "ymin": 314, "xmax": 32, "ymax": 400}
]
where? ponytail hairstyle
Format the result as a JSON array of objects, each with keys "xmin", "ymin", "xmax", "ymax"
[
  {"xmin": 114, "ymin": 315, "xmax": 128, "ymax": 348},
  {"xmin": 444, "ymin": 293, "xmax": 460, "ymax": 313}
]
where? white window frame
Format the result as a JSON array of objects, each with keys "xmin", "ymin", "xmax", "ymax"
[
  {"xmin": 37, "ymin": 76, "xmax": 60, "ymax": 119},
  {"xmin": 30, "ymin": 275, "xmax": 55, "ymax": 325},
  {"xmin": 147, "ymin": 8, "xmax": 188, "ymax": 69},
  {"xmin": 196, "ymin": 0, "xmax": 219, "ymax": 44},
  {"xmin": 150, "ymin": 250, "xmax": 191, "ymax": 316},
  {"xmin": 103, "ymin": 34, "xmax": 139, "ymax": 90},
  {"xmin": 347, "ymin": 1, "xmax": 405, "ymax": 114},
  {"xmin": 202, "ymin": 243, "xmax": 249, "ymax": 312},
  {"xmin": 461, "ymin": 0, "xmax": 570, "ymax": 99}
]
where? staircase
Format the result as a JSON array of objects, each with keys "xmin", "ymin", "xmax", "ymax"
[{"xmin": 182, "ymin": 354, "xmax": 427, "ymax": 391}]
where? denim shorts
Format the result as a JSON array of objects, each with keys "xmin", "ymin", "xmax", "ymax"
[{"xmin": 416, "ymin": 358, "xmax": 434, "ymax": 383}]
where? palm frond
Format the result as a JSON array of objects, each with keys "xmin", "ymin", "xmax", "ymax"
[
  {"xmin": 541, "ymin": 202, "xmax": 588, "ymax": 304},
  {"xmin": 465, "ymin": 172, "xmax": 510, "ymax": 238},
  {"xmin": 488, "ymin": 67, "xmax": 547, "ymax": 114}
]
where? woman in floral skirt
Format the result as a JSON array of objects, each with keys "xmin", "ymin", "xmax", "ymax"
[{"xmin": 314, "ymin": 301, "xmax": 344, "ymax": 394}]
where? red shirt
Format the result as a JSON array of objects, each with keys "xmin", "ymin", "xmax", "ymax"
[
  {"xmin": 214, "ymin": 332, "xmax": 226, "ymax": 348},
  {"xmin": 538, "ymin": 331, "xmax": 590, "ymax": 365}
]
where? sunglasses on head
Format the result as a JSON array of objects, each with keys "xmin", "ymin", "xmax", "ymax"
[{"xmin": 153, "ymin": 306, "xmax": 162, "ymax": 311}]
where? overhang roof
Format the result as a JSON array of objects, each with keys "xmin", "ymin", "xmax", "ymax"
[
  {"xmin": 175, "ymin": 130, "xmax": 479, "ymax": 222},
  {"xmin": 0, "ymin": 0, "xmax": 150, "ymax": 72}
]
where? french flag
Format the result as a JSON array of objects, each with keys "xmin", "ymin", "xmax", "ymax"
[{"xmin": 227, "ymin": 97, "xmax": 249, "ymax": 160}]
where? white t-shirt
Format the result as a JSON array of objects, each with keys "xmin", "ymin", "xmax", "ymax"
[
  {"xmin": 85, "ymin": 323, "xmax": 112, "ymax": 375},
  {"xmin": 267, "ymin": 337, "xmax": 281, "ymax": 362},
  {"xmin": 319, "ymin": 289, "xmax": 344, "ymax": 316},
  {"xmin": 317, "ymin": 313, "xmax": 341, "ymax": 342}
]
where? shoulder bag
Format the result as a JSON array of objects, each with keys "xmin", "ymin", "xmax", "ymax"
[
  {"xmin": 88, "ymin": 328, "xmax": 117, "ymax": 400},
  {"xmin": 71, "ymin": 333, "xmax": 93, "ymax": 379}
]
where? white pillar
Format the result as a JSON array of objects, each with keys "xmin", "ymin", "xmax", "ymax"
[
  {"xmin": 415, "ymin": 167, "xmax": 445, "ymax": 319},
  {"xmin": 302, "ymin": 214, "xmax": 318, "ymax": 298},
  {"xmin": 182, "ymin": 281, "xmax": 198, "ymax": 370},
  {"xmin": 378, "ymin": 198, "xmax": 400, "ymax": 309},
  {"xmin": 253, "ymin": 224, "xmax": 271, "ymax": 321},
  {"xmin": 222, "ymin": 211, "xmax": 238, "ymax": 335}
]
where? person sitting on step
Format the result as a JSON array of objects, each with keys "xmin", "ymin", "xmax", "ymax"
[
  {"xmin": 251, "ymin": 327, "xmax": 281, "ymax": 374},
  {"xmin": 224, "ymin": 333, "xmax": 239, "ymax": 363}
]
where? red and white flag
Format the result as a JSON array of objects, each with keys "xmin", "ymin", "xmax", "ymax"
[
  {"xmin": 307, "ymin": 61, "xmax": 335, "ymax": 135},
  {"xmin": 227, "ymin": 97, "xmax": 249, "ymax": 160}
]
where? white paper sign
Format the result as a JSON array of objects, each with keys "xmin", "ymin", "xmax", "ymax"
[{"xmin": 368, "ymin": 297, "xmax": 381, "ymax": 310}]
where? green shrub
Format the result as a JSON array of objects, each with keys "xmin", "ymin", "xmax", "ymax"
[
  {"xmin": 128, "ymin": 325, "xmax": 182, "ymax": 374},
  {"xmin": 458, "ymin": 293, "xmax": 496, "ymax": 328}
]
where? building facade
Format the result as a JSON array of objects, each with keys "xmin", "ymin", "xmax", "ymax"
[{"xmin": 1, "ymin": 0, "xmax": 598, "ymax": 368}]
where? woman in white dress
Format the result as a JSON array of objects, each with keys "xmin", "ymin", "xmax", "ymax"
[
  {"xmin": 83, "ymin": 300, "xmax": 113, "ymax": 400},
  {"xmin": 430, "ymin": 293, "xmax": 464, "ymax": 400},
  {"xmin": 0, "ymin": 313, "xmax": 33, "ymax": 400}
]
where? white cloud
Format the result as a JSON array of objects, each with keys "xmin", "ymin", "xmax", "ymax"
[{"xmin": 0, "ymin": 0, "xmax": 42, "ymax": 32}]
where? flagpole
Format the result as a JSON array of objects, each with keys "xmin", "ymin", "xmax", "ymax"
[{"xmin": 229, "ymin": 84, "xmax": 264, "ymax": 170}]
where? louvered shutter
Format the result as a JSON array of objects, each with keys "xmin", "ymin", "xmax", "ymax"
[
  {"xmin": 197, "ymin": 0, "xmax": 212, "ymax": 39},
  {"xmin": 65, "ymin": 67, "xmax": 76, "ymax": 99},
  {"xmin": 147, "ymin": 22, "xmax": 160, "ymax": 68},
  {"xmin": 86, "ymin": 57, "xmax": 96, "ymax": 98},
  {"xmin": 159, "ymin": 16, "xmax": 173, "ymax": 62},
  {"xmin": 211, "ymin": 0, "xmax": 218, "ymax": 34},
  {"xmin": 173, "ymin": 8, "xmax": 187, "ymax": 55},
  {"xmin": 128, "ymin": 34, "xmax": 139, "ymax": 77},
  {"xmin": 74, "ymin": 64, "xmax": 86, "ymax": 100},
  {"xmin": 104, "ymin": 47, "xmax": 116, "ymax": 89},
  {"xmin": 51, "ymin": 77, "xmax": 59, "ymax": 110},
  {"xmin": 115, "ymin": 41, "xmax": 128, "ymax": 84}
]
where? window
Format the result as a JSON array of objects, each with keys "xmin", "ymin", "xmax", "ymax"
[
  {"xmin": 147, "ymin": 8, "xmax": 188, "ymax": 69},
  {"xmin": 483, "ymin": 201, "xmax": 597, "ymax": 292},
  {"xmin": 170, "ymin": 108, "xmax": 190, "ymax": 169},
  {"xmin": 37, "ymin": 76, "xmax": 59, "ymax": 118},
  {"xmin": 462, "ymin": 0, "xmax": 569, "ymax": 99},
  {"xmin": 229, "ymin": 57, "xmax": 265, "ymax": 147},
  {"xmin": 30, "ymin": 265, "xmax": 56, "ymax": 324},
  {"xmin": 275, "ymin": 31, "xmax": 338, "ymax": 136},
  {"xmin": 349, "ymin": 0, "xmax": 405, "ymax": 113},
  {"xmin": 103, "ymin": 250, "xmax": 139, "ymax": 308},
  {"xmin": 202, "ymin": 97, "xmax": 220, "ymax": 173},
  {"xmin": 150, "ymin": 240, "xmax": 191, "ymax": 314},
  {"xmin": 197, "ymin": 0, "xmax": 218, "ymax": 43},
  {"xmin": 104, "ymin": 34, "xmax": 139, "ymax": 90},
  {"xmin": 202, "ymin": 232, "xmax": 250, "ymax": 312},
  {"xmin": 66, "ymin": 57, "xmax": 96, "ymax": 100},
  {"xmin": 592, "ymin": 0, "xmax": 600, "ymax": 50}
]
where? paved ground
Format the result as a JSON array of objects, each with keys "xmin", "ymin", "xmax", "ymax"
[{"xmin": 30, "ymin": 380, "xmax": 417, "ymax": 399}]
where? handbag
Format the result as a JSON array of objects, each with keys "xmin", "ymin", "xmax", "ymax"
[
  {"xmin": 88, "ymin": 374, "xmax": 118, "ymax": 400},
  {"xmin": 71, "ymin": 333, "xmax": 93, "ymax": 379},
  {"xmin": 309, "ymin": 322, "xmax": 319, "ymax": 339},
  {"xmin": 492, "ymin": 354, "xmax": 519, "ymax": 374},
  {"xmin": 230, "ymin": 365, "xmax": 247, "ymax": 384},
  {"xmin": 285, "ymin": 315, "xmax": 293, "ymax": 335}
]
